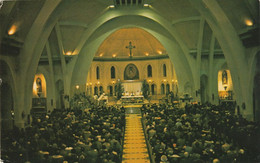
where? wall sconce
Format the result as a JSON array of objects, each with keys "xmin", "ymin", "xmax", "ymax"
[{"xmin": 76, "ymin": 85, "xmax": 79, "ymax": 89}]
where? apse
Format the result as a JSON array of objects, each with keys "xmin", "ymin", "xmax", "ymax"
[{"xmin": 86, "ymin": 27, "xmax": 178, "ymax": 103}]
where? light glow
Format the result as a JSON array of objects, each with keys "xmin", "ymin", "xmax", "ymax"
[
  {"xmin": 158, "ymin": 50, "xmax": 162, "ymax": 55},
  {"xmin": 76, "ymin": 85, "xmax": 79, "ymax": 89},
  {"xmin": 245, "ymin": 19, "xmax": 253, "ymax": 26},
  {"xmin": 8, "ymin": 25, "xmax": 17, "ymax": 35},
  {"xmin": 145, "ymin": 53, "xmax": 149, "ymax": 56},
  {"xmin": 144, "ymin": 4, "xmax": 149, "ymax": 7},
  {"xmin": 65, "ymin": 51, "xmax": 72, "ymax": 55},
  {"xmin": 109, "ymin": 5, "xmax": 115, "ymax": 8},
  {"xmin": 112, "ymin": 54, "xmax": 116, "ymax": 58}
]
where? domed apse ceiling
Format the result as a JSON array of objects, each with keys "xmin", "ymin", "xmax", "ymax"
[{"xmin": 95, "ymin": 27, "xmax": 167, "ymax": 58}]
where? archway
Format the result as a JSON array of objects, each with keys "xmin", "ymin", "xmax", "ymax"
[
  {"xmin": 151, "ymin": 84, "xmax": 156, "ymax": 95},
  {"xmin": 70, "ymin": 15, "xmax": 195, "ymax": 98}
]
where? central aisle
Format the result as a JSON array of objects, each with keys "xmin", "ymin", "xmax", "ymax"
[{"xmin": 122, "ymin": 107, "xmax": 150, "ymax": 163}]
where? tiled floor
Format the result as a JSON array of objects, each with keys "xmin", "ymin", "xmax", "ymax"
[{"xmin": 122, "ymin": 107, "xmax": 150, "ymax": 163}]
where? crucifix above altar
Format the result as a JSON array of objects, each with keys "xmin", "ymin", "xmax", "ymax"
[{"xmin": 126, "ymin": 41, "xmax": 135, "ymax": 58}]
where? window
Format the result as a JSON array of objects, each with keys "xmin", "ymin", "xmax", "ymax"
[
  {"xmin": 94, "ymin": 86, "xmax": 98, "ymax": 95},
  {"xmin": 111, "ymin": 66, "xmax": 115, "ymax": 79},
  {"xmin": 161, "ymin": 84, "xmax": 165, "ymax": 95},
  {"xmin": 147, "ymin": 65, "xmax": 152, "ymax": 77},
  {"xmin": 166, "ymin": 84, "xmax": 170, "ymax": 95},
  {"xmin": 99, "ymin": 86, "xmax": 103, "ymax": 95},
  {"xmin": 151, "ymin": 84, "xmax": 156, "ymax": 95},
  {"xmin": 96, "ymin": 66, "xmax": 100, "ymax": 80},
  {"xmin": 109, "ymin": 86, "xmax": 113, "ymax": 96},
  {"xmin": 163, "ymin": 64, "xmax": 167, "ymax": 77}
]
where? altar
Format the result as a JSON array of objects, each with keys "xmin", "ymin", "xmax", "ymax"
[
  {"xmin": 121, "ymin": 95, "xmax": 144, "ymax": 104},
  {"xmin": 122, "ymin": 81, "xmax": 142, "ymax": 96}
]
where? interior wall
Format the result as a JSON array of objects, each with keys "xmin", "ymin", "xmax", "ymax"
[
  {"xmin": 70, "ymin": 15, "xmax": 195, "ymax": 100},
  {"xmin": 86, "ymin": 58, "xmax": 176, "ymax": 97}
]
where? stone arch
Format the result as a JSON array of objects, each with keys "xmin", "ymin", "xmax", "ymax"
[
  {"xmin": 189, "ymin": 0, "xmax": 249, "ymax": 114},
  {"xmin": 70, "ymin": 15, "xmax": 195, "ymax": 97},
  {"xmin": 0, "ymin": 60, "xmax": 15, "ymax": 130}
]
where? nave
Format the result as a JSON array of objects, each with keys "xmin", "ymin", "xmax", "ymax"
[{"xmin": 1, "ymin": 99, "xmax": 260, "ymax": 162}]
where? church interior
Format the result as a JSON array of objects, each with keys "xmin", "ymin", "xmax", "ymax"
[{"xmin": 0, "ymin": 0, "xmax": 259, "ymax": 162}]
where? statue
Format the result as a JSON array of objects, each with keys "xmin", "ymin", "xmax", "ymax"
[
  {"xmin": 36, "ymin": 77, "xmax": 42, "ymax": 97},
  {"xmin": 222, "ymin": 70, "xmax": 228, "ymax": 85}
]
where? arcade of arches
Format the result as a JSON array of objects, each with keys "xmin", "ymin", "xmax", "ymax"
[{"xmin": 0, "ymin": 0, "xmax": 259, "ymax": 162}]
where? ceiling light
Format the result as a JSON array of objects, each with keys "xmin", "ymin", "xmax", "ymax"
[
  {"xmin": 245, "ymin": 19, "xmax": 253, "ymax": 26},
  {"xmin": 65, "ymin": 51, "xmax": 72, "ymax": 55},
  {"xmin": 144, "ymin": 4, "xmax": 149, "ymax": 7},
  {"xmin": 8, "ymin": 25, "xmax": 17, "ymax": 35},
  {"xmin": 109, "ymin": 5, "xmax": 115, "ymax": 8}
]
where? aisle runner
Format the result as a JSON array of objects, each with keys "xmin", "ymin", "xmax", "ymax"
[{"xmin": 122, "ymin": 113, "xmax": 150, "ymax": 163}]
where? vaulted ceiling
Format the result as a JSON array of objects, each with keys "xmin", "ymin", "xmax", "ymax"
[{"xmin": 0, "ymin": 0, "xmax": 258, "ymax": 59}]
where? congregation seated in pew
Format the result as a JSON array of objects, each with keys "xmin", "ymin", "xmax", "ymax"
[
  {"xmin": 1, "ymin": 96, "xmax": 126, "ymax": 163},
  {"xmin": 141, "ymin": 103, "xmax": 260, "ymax": 163}
]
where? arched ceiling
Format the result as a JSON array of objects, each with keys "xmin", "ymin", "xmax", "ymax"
[
  {"xmin": 1, "ymin": 0, "xmax": 257, "ymax": 55},
  {"xmin": 95, "ymin": 27, "xmax": 166, "ymax": 58}
]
